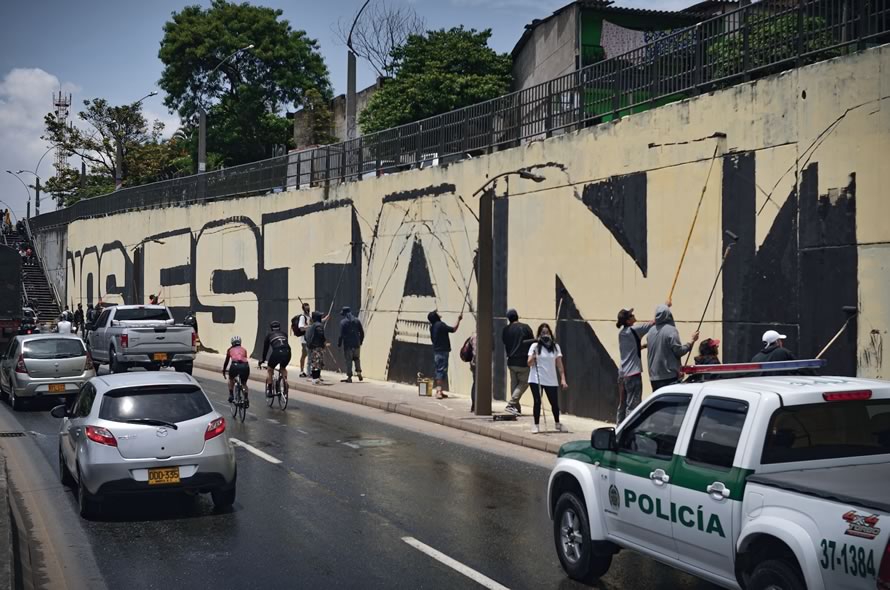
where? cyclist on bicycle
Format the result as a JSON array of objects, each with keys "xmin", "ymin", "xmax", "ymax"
[
  {"xmin": 223, "ymin": 336, "xmax": 251, "ymax": 407},
  {"xmin": 260, "ymin": 320, "xmax": 291, "ymax": 397}
]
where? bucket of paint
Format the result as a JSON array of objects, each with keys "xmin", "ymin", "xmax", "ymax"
[{"xmin": 417, "ymin": 374, "xmax": 432, "ymax": 397}]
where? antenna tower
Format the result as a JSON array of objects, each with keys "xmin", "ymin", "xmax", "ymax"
[{"xmin": 53, "ymin": 91, "xmax": 72, "ymax": 173}]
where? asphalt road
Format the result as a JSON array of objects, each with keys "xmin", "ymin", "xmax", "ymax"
[{"xmin": 7, "ymin": 368, "xmax": 720, "ymax": 590}]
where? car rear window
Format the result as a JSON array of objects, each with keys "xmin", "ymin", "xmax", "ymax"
[
  {"xmin": 114, "ymin": 308, "xmax": 171, "ymax": 322},
  {"xmin": 99, "ymin": 386, "xmax": 213, "ymax": 423},
  {"xmin": 23, "ymin": 339, "xmax": 85, "ymax": 359},
  {"xmin": 762, "ymin": 399, "xmax": 890, "ymax": 464}
]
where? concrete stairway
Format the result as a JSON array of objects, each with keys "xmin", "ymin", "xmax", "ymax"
[{"xmin": 3, "ymin": 227, "xmax": 61, "ymax": 323}]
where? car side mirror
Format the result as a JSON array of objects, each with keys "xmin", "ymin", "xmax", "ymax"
[
  {"xmin": 50, "ymin": 404, "xmax": 68, "ymax": 419},
  {"xmin": 591, "ymin": 427, "xmax": 617, "ymax": 451}
]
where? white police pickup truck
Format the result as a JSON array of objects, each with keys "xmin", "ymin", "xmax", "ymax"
[{"xmin": 548, "ymin": 360, "xmax": 890, "ymax": 590}]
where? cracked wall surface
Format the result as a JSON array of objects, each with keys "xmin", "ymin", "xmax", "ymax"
[{"xmin": 35, "ymin": 46, "xmax": 890, "ymax": 419}]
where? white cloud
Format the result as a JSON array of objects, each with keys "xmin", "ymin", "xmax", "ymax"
[
  {"xmin": 142, "ymin": 107, "xmax": 182, "ymax": 140},
  {"xmin": 0, "ymin": 68, "xmax": 79, "ymax": 219}
]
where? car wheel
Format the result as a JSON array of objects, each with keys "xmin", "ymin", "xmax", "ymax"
[
  {"xmin": 553, "ymin": 491, "xmax": 612, "ymax": 584},
  {"xmin": 77, "ymin": 465, "xmax": 100, "ymax": 519},
  {"xmin": 59, "ymin": 447, "xmax": 74, "ymax": 487},
  {"xmin": 211, "ymin": 477, "xmax": 236, "ymax": 511},
  {"xmin": 10, "ymin": 389, "xmax": 24, "ymax": 411},
  {"xmin": 749, "ymin": 559, "xmax": 805, "ymax": 590},
  {"xmin": 110, "ymin": 348, "xmax": 127, "ymax": 374}
]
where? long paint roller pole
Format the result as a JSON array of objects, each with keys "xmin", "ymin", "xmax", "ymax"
[
  {"xmin": 816, "ymin": 306, "xmax": 859, "ymax": 359},
  {"xmin": 683, "ymin": 230, "xmax": 739, "ymax": 367},
  {"xmin": 668, "ymin": 143, "xmax": 722, "ymax": 303}
]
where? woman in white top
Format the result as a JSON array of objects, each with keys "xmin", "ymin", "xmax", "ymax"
[{"xmin": 528, "ymin": 323, "xmax": 568, "ymax": 434}]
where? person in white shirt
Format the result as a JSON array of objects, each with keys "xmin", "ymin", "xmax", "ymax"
[
  {"xmin": 528, "ymin": 323, "xmax": 568, "ymax": 434},
  {"xmin": 57, "ymin": 316, "xmax": 72, "ymax": 334}
]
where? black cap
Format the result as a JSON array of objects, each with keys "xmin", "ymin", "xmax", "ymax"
[
  {"xmin": 341, "ymin": 306, "xmax": 351, "ymax": 316},
  {"xmin": 616, "ymin": 308, "xmax": 634, "ymax": 328}
]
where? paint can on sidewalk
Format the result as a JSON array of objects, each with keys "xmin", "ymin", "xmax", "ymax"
[{"xmin": 417, "ymin": 373, "xmax": 433, "ymax": 397}]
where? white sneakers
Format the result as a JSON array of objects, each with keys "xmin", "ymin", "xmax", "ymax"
[
  {"xmin": 532, "ymin": 423, "xmax": 566, "ymax": 434},
  {"xmin": 532, "ymin": 424, "xmax": 540, "ymax": 434},
  {"xmin": 555, "ymin": 422, "xmax": 566, "ymax": 433}
]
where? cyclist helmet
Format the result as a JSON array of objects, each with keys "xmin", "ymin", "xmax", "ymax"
[
  {"xmin": 270, "ymin": 320, "xmax": 281, "ymax": 330},
  {"xmin": 231, "ymin": 336, "xmax": 242, "ymax": 346}
]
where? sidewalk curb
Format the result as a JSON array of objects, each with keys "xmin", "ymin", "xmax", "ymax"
[{"xmin": 194, "ymin": 361, "xmax": 565, "ymax": 455}]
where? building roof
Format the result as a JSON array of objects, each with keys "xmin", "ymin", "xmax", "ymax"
[
  {"xmin": 512, "ymin": 0, "xmax": 704, "ymax": 58},
  {"xmin": 680, "ymin": 0, "xmax": 739, "ymax": 14}
]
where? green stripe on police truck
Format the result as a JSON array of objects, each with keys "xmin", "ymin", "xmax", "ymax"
[{"xmin": 619, "ymin": 487, "xmax": 727, "ymax": 537}]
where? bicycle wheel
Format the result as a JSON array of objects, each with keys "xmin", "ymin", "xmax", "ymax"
[
  {"xmin": 237, "ymin": 384, "xmax": 247, "ymax": 423},
  {"xmin": 278, "ymin": 376, "xmax": 288, "ymax": 409},
  {"xmin": 230, "ymin": 382, "xmax": 239, "ymax": 418},
  {"xmin": 266, "ymin": 375, "xmax": 275, "ymax": 407}
]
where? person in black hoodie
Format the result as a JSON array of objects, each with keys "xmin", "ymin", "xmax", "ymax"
[
  {"xmin": 305, "ymin": 311, "xmax": 329, "ymax": 384},
  {"xmin": 338, "ymin": 307, "xmax": 364, "ymax": 383},
  {"xmin": 502, "ymin": 308, "xmax": 534, "ymax": 415},
  {"xmin": 752, "ymin": 330, "xmax": 796, "ymax": 363}
]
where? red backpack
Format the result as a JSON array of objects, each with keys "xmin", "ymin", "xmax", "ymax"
[{"xmin": 459, "ymin": 337, "xmax": 474, "ymax": 363}]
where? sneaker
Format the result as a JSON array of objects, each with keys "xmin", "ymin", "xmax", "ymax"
[
  {"xmin": 341, "ymin": 377, "xmax": 353, "ymax": 383},
  {"xmin": 312, "ymin": 378, "xmax": 321, "ymax": 385},
  {"xmin": 436, "ymin": 392, "xmax": 448, "ymax": 399},
  {"xmin": 228, "ymin": 396, "xmax": 234, "ymax": 403},
  {"xmin": 357, "ymin": 373, "xmax": 363, "ymax": 382},
  {"xmin": 244, "ymin": 400, "xmax": 250, "ymax": 409},
  {"xmin": 532, "ymin": 424, "xmax": 540, "ymax": 434},
  {"xmin": 265, "ymin": 388, "xmax": 273, "ymax": 398},
  {"xmin": 505, "ymin": 403, "xmax": 521, "ymax": 416},
  {"xmin": 299, "ymin": 372, "xmax": 307, "ymax": 378},
  {"xmin": 555, "ymin": 422, "xmax": 566, "ymax": 432}
]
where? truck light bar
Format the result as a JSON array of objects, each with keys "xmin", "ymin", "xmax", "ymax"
[{"xmin": 681, "ymin": 359, "xmax": 826, "ymax": 375}]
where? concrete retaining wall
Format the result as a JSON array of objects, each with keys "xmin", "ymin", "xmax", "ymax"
[{"xmin": 36, "ymin": 46, "xmax": 890, "ymax": 420}]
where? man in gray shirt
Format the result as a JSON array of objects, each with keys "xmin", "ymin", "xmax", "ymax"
[
  {"xmin": 616, "ymin": 308, "xmax": 654, "ymax": 423},
  {"xmin": 647, "ymin": 303, "xmax": 699, "ymax": 391}
]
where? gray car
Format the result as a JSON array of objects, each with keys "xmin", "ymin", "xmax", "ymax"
[
  {"xmin": 51, "ymin": 372, "xmax": 237, "ymax": 518},
  {"xmin": 0, "ymin": 333, "xmax": 96, "ymax": 410}
]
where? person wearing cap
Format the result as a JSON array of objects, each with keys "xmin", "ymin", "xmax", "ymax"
[
  {"xmin": 338, "ymin": 306, "xmax": 365, "ymax": 383},
  {"xmin": 695, "ymin": 338, "xmax": 721, "ymax": 365},
  {"xmin": 647, "ymin": 303, "xmax": 699, "ymax": 391},
  {"xmin": 752, "ymin": 330, "xmax": 796, "ymax": 363},
  {"xmin": 616, "ymin": 307, "xmax": 655, "ymax": 423},
  {"xmin": 428, "ymin": 310, "xmax": 462, "ymax": 399},
  {"xmin": 502, "ymin": 308, "xmax": 535, "ymax": 415}
]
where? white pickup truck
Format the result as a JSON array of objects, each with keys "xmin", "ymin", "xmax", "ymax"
[
  {"xmin": 548, "ymin": 360, "xmax": 890, "ymax": 590},
  {"xmin": 87, "ymin": 305, "xmax": 196, "ymax": 374}
]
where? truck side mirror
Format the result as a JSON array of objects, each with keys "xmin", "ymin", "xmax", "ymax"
[{"xmin": 591, "ymin": 427, "xmax": 617, "ymax": 451}]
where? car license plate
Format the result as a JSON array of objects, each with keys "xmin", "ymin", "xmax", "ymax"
[
  {"xmin": 153, "ymin": 353, "xmax": 168, "ymax": 361},
  {"xmin": 48, "ymin": 383, "xmax": 65, "ymax": 393},
  {"xmin": 148, "ymin": 467, "xmax": 180, "ymax": 485}
]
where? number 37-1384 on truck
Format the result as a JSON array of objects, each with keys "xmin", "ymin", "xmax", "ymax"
[{"xmin": 548, "ymin": 360, "xmax": 890, "ymax": 590}]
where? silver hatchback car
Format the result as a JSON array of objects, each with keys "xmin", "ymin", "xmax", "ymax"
[
  {"xmin": 51, "ymin": 372, "xmax": 236, "ymax": 518},
  {"xmin": 0, "ymin": 333, "xmax": 96, "ymax": 410}
]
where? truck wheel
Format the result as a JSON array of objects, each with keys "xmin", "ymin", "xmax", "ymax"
[
  {"xmin": 749, "ymin": 559, "xmax": 805, "ymax": 590},
  {"xmin": 110, "ymin": 348, "xmax": 127, "ymax": 374},
  {"xmin": 146, "ymin": 364, "xmax": 160, "ymax": 372},
  {"xmin": 554, "ymin": 491, "xmax": 612, "ymax": 583},
  {"xmin": 175, "ymin": 363, "xmax": 193, "ymax": 375}
]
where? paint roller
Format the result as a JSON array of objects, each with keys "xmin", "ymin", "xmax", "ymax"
[{"xmin": 815, "ymin": 306, "xmax": 859, "ymax": 359}]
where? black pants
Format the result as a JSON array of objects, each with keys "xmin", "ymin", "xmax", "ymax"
[
  {"xmin": 529, "ymin": 383, "xmax": 560, "ymax": 425},
  {"xmin": 651, "ymin": 377, "xmax": 678, "ymax": 391}
]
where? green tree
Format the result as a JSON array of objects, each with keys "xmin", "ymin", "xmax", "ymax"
[
  {"xmin": 358, "ymin": 27, "xmax": 512, "ymax": 134},
  {"xmin": 158, "ymin": 0, "xmax": 332, "ymax": 165}
]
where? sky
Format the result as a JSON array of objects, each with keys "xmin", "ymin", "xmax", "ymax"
[{"xmin": 0, "ymin": 0, "xmax": 693, "ymax": 220}]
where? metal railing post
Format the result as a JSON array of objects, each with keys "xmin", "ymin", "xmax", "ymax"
[
  {"xmin": 296, "ymin": 151, "xmax": 302, "ymax": 189},
  {"xmin": 857, "ymin": 0, "xmax": 868, "ymax": 49},
  {"xmin": 612, "ymin": 61, "xmax": 621, "ymax": 119},
  {"xmin": 694, "ymin": 24, "xmax": 703, "ymax": 92},
  {"xmin": 546, "ymin": 81, "xmax": 554, "ymax": 138},
  {"xmin": 325, "ymin": 148, "xmax": 331, "ymax": 187},
  {"xmin": 742, "ymin": 7, "xmax": 751, "ymax": 80},
  {"xmin": 357, "ymin": 137, "xmax": 364, "ymax": 181},
  {"xmin": 797, "ymin": 0, "xmax": 806, "ymax": 65}
]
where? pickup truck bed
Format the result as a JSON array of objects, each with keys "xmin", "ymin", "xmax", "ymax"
[{"xmin": 748, "ymin": 462, "xmax": 890, "ymax": 514}]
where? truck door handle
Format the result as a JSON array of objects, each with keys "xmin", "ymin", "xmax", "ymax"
[
  {"xmin": 707, "ymin": 482, "xmax": 731, "ymax": 499},
  {"xmin": 649, "ymin": 469, "xmax": 670, "ymax": 485}
]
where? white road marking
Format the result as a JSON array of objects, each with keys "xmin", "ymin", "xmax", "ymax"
[
  {"xmin": 296, "ymin": 428, "xmax": 309, "ymax": 435},
  {"xmin": 401, "ymin": 537, "xmax": 510, "ymax": 590},
  {"xmin": 342, "ymin": 442, "xmax": 361, "ymax": 449},
  {"xmin": 265, "ymin": 418, "xmax": 280, "ymax": 425},
  {"xmin": 230, "ymin": 438, "xmax": 282, "ymax": 464}
]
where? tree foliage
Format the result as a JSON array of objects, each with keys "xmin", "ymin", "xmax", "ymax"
[
  {"xmin": 301, "ymin": 88, "xmax": 337, "ymax": 146},
  {"xmin": 158, "ymin": 0, "xmax": 332, "ymax": 165},
  {"xmin": 358, "ymin": 27, "xmax": 512, "ymax": 135}
]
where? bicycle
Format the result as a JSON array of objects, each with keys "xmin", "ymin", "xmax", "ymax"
[
  {"xmin": 259, "ymin": 363, "xmax": 289, "ymax": 410},
  {"xmin": 224, "ymin": 371, "xmax": 248, "ymax": 423}
]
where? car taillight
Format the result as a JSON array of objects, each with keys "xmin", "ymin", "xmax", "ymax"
[
  {"xmin": 878, "ymin": 539, "xmax": 890, "ymax": 589},
  {"xmin": 205, "ymin": 417, "xmax": 226, "ymax": 440},
  {"xmin": 84, "ymin": 353, "xmax": 93, "ymax": 371},
  {"xmin": 823, "ymin": 390, "xmax": 872, "ymax": 402},
  {"xmin": 191, "ymin": 331, "xmax": 197, "ymax": 349},
  {"xmin": 120, "ymin": 334, "xmax": 128, "ymax": 348},
  {"xmin": 14, "ymin": 354, "xmax": 27, "ymax": 374},
  {"xmin": 85, "ymin": 426, "xmax": 117, "ymax": 447}
]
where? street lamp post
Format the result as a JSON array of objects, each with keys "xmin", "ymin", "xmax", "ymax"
[
  {"xmin": 472, "ymin": 169, "xmax": 545, "ymax": 416},
  {"xmin": 197, "ymin": 44, "xmax": 254, "ymax": 174},
  {"xmin": 346, "ymin": 0, "xmax": 372, "ymax": 142},
  {"xmin": 6, "ymin": 170, "xmax": 33, "ymax": 219},
  {"xmin": 115, "ymin": 91, "xmax": 158, "ymax": 190},
  {"xmin": 15, "ymin": 170, "xmax": 42, "ymax": 216}
]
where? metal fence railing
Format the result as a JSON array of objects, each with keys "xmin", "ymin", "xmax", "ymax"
[{"xmin": 31, "ymin": 0, "xmax": 889, "ymax": 231}]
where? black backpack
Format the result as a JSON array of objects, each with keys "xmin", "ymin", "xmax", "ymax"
[{"xmin": 292, "ymin": 314, "xmax": 308, "ymax": 337}]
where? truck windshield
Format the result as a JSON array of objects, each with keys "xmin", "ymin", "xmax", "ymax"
[
  {"xmin": 114, "ymin": 308, "xmax": 171, "ymax": 322},
  {"xmin": 762, "ymin": 399, "xmax": 890, "ymax": 464}
]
